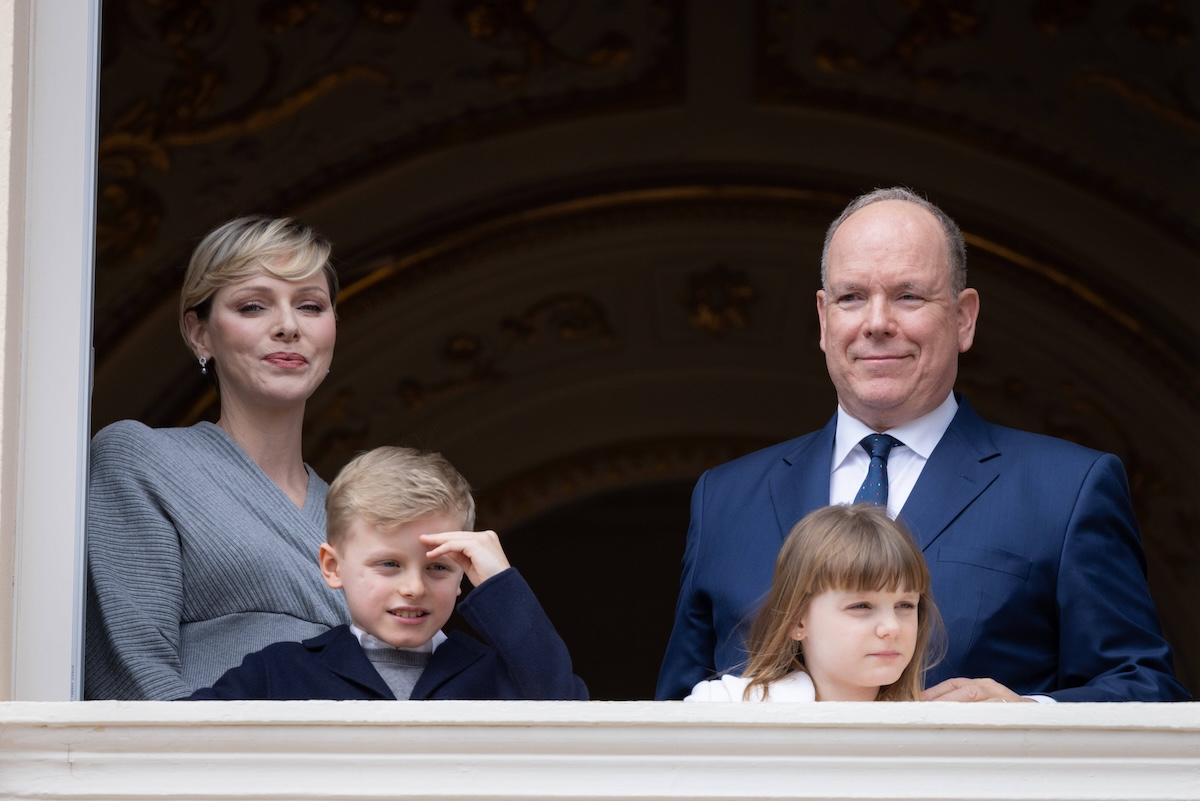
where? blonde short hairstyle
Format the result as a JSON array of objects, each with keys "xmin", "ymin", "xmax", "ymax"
[
  {"xmin": 325, "ymin": 446, "xmax": 476, "ymax": 548},
  {"xmin": 742, "ymin": 504, "xmax": 945, "ymax": 701},
  {"xmin": 178, "ymin": 215, "xmax": 337, "ymax": 346}
]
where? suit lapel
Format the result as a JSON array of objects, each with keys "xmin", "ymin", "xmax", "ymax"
[
  {"xmin": 768, "ymin": 416, "xmax": 836, "ymax": 539},
  {"xmin": 900, "ymin": 397, "xmax": 1000, "ymax": 551},
  {"xmin": 317, "ymin": 627, "xmax": 397, "ymax": 699},
  {"xmin": 410, "ymin": 632, "xmax": 488, "ymax": 700}
]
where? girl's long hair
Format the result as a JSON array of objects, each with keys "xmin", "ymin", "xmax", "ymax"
[{"xmin": 742, "ymin": 504, "xmax": 944, "ymax": 701}]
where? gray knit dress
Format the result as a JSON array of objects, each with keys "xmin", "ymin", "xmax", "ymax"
[{"xmin": 84, "ymin": 420, "xmax": 350, "ymax": 700}]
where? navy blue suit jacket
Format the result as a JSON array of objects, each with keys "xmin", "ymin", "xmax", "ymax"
[
  {"xmin": 187, "ymin": 568, "xmax": 588, "ymax": 701},
  {"xmin": 656, "ymin": 397, "xmax": 1189, "ymax": 702}
]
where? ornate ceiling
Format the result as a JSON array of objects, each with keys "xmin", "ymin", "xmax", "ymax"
[{"xmin": 92, "ymin": 0, "xmax": 1198, "ymax": 699}]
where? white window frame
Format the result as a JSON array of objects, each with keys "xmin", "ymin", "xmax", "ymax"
[{"xmin": 11, "ymin": 0, "xmax": 100, "ymax": 700}]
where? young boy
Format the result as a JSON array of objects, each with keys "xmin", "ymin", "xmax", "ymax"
[{"xmin": 187, "ymin": 446, "xmax": 588, "ymax": 700}]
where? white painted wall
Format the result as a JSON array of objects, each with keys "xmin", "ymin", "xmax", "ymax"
[
  {"xmin": 2, "ymin": 0, "xmax": 99, "ymax": 701},
  {"xmin": 0, "ymin": 0, "xmax": 23, "ymax": 703}
]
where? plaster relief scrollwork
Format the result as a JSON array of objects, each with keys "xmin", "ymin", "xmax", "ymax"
[
  {"xmin": 1125, "ymin": 0, "xmax": 1193, "ymax": 46},
  {"xmin": 98, "ymin": 2, "xmax": 394, "ymax": 271},
  {"xmin": 398, "ymin": 334, "xmax": 504, "ymax": 411},
  {"xmin": 1029, "ymin": 0, "xmax": 1096, "ymax": 35},
  {"xmin": 684, "ymin": 263, "xmax": 756, "ymax": 336},
  {"xmin": 303, "ymin": 387, "xmax": 373, "ymax": 473},
  {"xmin": 453, "ymin": 0, "xmax": 635, "ymax": 88},
  {"xmin": 1073, "ymin": 0, "xmax": 1198, "ymax": 133},
  {"xmin": 477, "ymin": 437, "xmax": 769, "ymax": 530},
  {"xmin": 399, "ymin": 293, "xmax": 614, "ymax": 410},
  {"xmin": 810, "ymin": 0, "xmax": 983, "ymax": 88},
  {"xmin": 259, "ymin": 0, "xmax": 323, "ymax": 34},
  {"xmin": 94, "ymin": 1, "xmax": 687, "ymax": 361},
  {"xmin": 758, "ymin": 0, "xmax": 1200, "ymax": 248},
  {"xmin": 260, "ymin": 0, "xmax": 421, "ymax": 33},
  {"xmin": 501, "ymin": 292, "xmax": 614, "ymax": 344},
  {"xmin": 354, "ymin": 0, "xmax": 421, "ymax": 30},
  {"xmin": 1072, "ymin": 71, "xmax": 1200, "ymax": 133}
]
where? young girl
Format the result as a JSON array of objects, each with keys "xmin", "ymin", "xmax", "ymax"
[{"xmin": 685, "ymin": 504, "xmax": 944, "ymax": 702}]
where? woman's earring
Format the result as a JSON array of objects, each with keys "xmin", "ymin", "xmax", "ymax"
[{"xmin": 198, "ymin": 356, "xmax": 208, "ymax": 376}]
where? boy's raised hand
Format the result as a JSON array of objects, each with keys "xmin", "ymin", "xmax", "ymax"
[{"xmin": 420, "ymin": 530, "xmax": 511, "ymax": 587}]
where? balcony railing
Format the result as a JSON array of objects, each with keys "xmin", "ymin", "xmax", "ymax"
[{"xmin": 3, "ymin": 701, "xmax": 1197, "ymax": 800}]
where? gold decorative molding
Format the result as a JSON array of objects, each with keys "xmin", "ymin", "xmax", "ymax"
[
  {"xmin": 756, "ymin": 0, "xmax": 1200, "ymax": 250},
  {"xmin": 398, "ymin": 334, "xmax": 504, "ymax": 412},
  {"xmin": 303, "ymin": 387, "xmax": 373, "ymax": 472},
  {"xmin": 684, "ymin": 263, "xmax": 756, "ymax": 336},
  {"xmin": 475, "ymin": 436, "xmax": 772, "ymax": 530},
  {"xmin": 154, "ymin": 183, "xmax": 1197, "ymax": 431},
  {"xmin": 454, "ymin": 0, "xmax": 635, "ymax": 88},
  {"xmin": 1125, "ymin": 0, "xmax": 1193, "ymax": 46},
  {"xmin": 354, "ymin": 0, "xmax": 420, "ymax": 30},
  {"xmin": 337, "ymin": 185, "xmax": 1196, "ymax": 401},
  {"xmin": 965, "ymin": 232, "xmax": 1197, "ymax": 400},
  {"xmin": 397, "ymin": 293, "xmax": 614, "ymax": 411},
  {"xmin": 338, "ymin": 186, "xmax": 843, "ymax": 305},
  {"xmin": 95, "ymin": 0, "xmax": 687, "ymax": 281},
  {"xmin": 1073, "ymin": 71, "xmax": 1200, "ymax": 133},
  {"xmin": 811, "ymin": 0, "xmax": 983, "ymax": 81},
  {"xmin": 260, "ymin": 0, "xmax": 323, "ymax": 34},
  {"xmin": 97, "ymin": 63, "xmax": 392, "ymax": 268}
]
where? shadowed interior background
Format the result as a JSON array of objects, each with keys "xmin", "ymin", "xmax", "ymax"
[{"xmin": 91, "ymin": 0, "xmax": 1198, "ymax": 699}]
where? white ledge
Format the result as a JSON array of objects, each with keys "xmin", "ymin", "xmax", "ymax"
[{"xmin": 3, "ymin": 701, "xmax": 1198, "ymax": 800}]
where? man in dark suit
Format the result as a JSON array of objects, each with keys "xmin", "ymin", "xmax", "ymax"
[{"xmin": 656, "ymin": 187, "xmax": 1189, "ymax": 702}]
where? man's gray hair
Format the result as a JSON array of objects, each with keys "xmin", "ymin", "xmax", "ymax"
[{"xmin": 820, "ymin": 187, "xmax": 968, "ymax": 296}]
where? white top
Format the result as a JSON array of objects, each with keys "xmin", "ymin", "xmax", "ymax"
[
  {"xmin": 684, "ymin": 671, "xmax": 816, "ymax": 702},
  {"xmin": 829, "ymin": 393, "xmax": 959, "ymax": 518}
]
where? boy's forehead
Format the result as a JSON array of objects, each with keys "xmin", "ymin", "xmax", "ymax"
[{"xmin": 349, "ymin": 511, "xmax": 466, "ymax": 540}]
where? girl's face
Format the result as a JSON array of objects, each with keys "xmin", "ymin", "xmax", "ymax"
[
  {"xmin": 185, "ymin": 271, "xmax": 336, "ymax": 415},
  {"xmin": 793, "ymin": 587, "xmax": 919, "ymax": 701}
]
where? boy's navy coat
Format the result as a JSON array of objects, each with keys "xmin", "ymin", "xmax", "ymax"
[{"xmin": 187, "ymin": 568, "xmax": 588, "ymax": 701}]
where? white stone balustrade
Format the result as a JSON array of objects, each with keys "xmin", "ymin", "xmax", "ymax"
[{"xmin": 2, "ymin": 701, "xmax": 1197, "ymax": 800}]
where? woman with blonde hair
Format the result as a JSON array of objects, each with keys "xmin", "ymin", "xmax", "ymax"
[
  {"xmin": 86, "ymin": 216, "xmax": 349, "ymax": 700},
  {"xmin": 686, "ymin": 504, "xmax": 944, "ymax": 702}
]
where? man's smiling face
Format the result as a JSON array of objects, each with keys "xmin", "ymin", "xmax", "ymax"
[{"xmin": 817, "ymin": 200, "xmax": 979, "ymax": 431}]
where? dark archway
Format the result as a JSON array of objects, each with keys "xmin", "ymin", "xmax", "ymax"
[
  {"xmin": 93, "ymin": 1, "xmax": 1199, "ymax": 694},
  {"xmin": 495, "ymin": 480, "xmax": 695, "ymax": 700}
]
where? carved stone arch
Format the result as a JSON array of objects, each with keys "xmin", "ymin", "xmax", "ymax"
[{"xmin": 93, "ymin": 0, "xmax": 1198, "ymax": 698}]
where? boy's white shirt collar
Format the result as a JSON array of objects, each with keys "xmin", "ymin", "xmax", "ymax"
[{"xmin": 350, "ymin": 624, "xmax": 447, "ymax": 653}]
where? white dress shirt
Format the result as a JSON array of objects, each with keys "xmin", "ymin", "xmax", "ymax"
[
  {"xmin": 351, "ymin": 625, "xmax": 447, "ymax": 654},
  {"xmin": 829, "ymin": 393, "xmax": 959, "ymax": 518}
]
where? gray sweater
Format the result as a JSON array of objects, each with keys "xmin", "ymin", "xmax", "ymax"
[{"xmin": 85, "ymin": 420, "xmax": 349, "ymax": 700}]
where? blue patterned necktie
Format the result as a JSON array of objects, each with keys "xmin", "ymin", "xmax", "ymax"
[{"xmin": 854, "ymin": 434, "xmax": 903, "ymax": 506}]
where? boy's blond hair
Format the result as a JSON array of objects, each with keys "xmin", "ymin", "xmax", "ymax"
[{"xmin": 325, "ymin": 446, "xmax": 476, "ymax": 547}]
